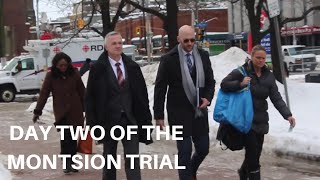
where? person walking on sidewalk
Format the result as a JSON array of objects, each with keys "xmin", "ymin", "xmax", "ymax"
[
  {"xmin": 220, "ymin": 45, "xmax": 296, "ymax": 180},
  {"xmin": 153, "ymin": 25, "xmax": 215, "ymax": 180},
  {"xmin": 32, "ymin": 52, "xmax": 85, "ymax": 174},
  {"xmin": 85, "ymin": 31, "xmax": 153, "ymax": 180}
]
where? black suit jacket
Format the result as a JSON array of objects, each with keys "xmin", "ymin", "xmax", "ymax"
[
  {"xmin": 86, "ymin": 50, "xmax": 153, "ymax": 144},
  {"xmin": 153, "ymin": 46, "xmax": 215, "ymax": 136}
]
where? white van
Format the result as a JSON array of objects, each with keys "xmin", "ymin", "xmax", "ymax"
[
  {"xmin": 282, "ymin": 45, "xmax": 318, "ymax": 71},
  {"xmin": 0, "ymin": 37, "xmax": 136, "ymax": 102}
]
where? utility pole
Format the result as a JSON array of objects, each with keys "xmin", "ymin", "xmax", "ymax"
[
  {"xmin": 231, "ymin": 2, "xmax": 235, "ymax": 33},
  {"xmin": 0, "ymin": 0, "xmax": 4, "ymax": 57},
  {"xmin": 292, "ymin": 0, "xmax": 297, "ymax": 45},
  {"xmin": 36, "ymin": 0, "xmax": 40, "ymax": 39},
  {"xmin": 81, "ymin": 0, "xmax": 84, "ymax": 19},
  {"xmin": 191, "ymin": 9, "xmax": 195, "ymax": 27},
  {"xmin": 240, "ymin": 0, "xmax": 243, "ymax": 32},
  {"xmin": 268, "ymin": 0, "xmax": 291, "ymax": 110},
  {"xmin": 142, "ymin": 0, "xmax": 146, "ymax": 52},
  {"xmin": 145, "ymin": 0, "xmax": 153, "ymax": 63}
]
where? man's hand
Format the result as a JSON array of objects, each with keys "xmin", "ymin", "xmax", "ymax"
[
  {"xmin": 155, "ymin": 119, "xmax": 165, "ymax": 130},
  {"xmin": 199, "ymin": 98, "xmax": 210, "ymax": 109},
  {"xmin": 32, "ymin": 114, "xmax": 40, "ymax": 123}
]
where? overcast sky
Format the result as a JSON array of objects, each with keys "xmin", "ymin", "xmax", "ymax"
[{"xmin": 33, "ymin": 0, "xmax": 72, "ymax": 21}]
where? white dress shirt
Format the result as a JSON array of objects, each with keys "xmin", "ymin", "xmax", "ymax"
[
  {"xmin": 108, "ymin": 57, "xmax": 126, "ymax": 79},
  {"xmin": 182, "ymin": 49, "xmax": 194, "ymax": 66}
]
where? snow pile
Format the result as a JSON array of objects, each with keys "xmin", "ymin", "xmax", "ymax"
[
  {"xmin": 141, "ymin": 63, "xmax": 159, "ymax": 88},
  {"xmin": 0, "ymin": 154, "xmax": 12, "ymax": 180},
  {"xmin": 210, "ymin": 47, "xmax": 249, "ymax": 84},
  {"xmin": 81, "ymin": 71, "xmax": 90, "ymax": 88},
  {"xmin": 267, "ymin": 80, "xmax": 320, "ymax": 156},
  {"xmin": 26, "ymin": 97, "xmax": 54, "ymax": 124}
]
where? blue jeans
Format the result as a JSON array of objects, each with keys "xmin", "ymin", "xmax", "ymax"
[{"xmin": 176, "ymin": 135, "xmax": 209, "ymax": 180}]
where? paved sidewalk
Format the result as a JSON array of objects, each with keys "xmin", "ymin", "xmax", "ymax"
[{"xmin": 1, "ymin": 102, "xmax": 320, "ymax": 180}]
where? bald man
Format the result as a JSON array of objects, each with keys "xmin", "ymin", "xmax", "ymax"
[{"xmin": 154, "ymin": 25, "xmax": 215, "ymax": 180}]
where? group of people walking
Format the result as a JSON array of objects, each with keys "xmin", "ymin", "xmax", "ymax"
[{"xmin": 32, "ymin": 25, "xmax": 296, "ymax": 180}]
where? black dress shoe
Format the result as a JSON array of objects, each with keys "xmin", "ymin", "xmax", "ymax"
[
  {"xmin": 238, "ymin": 168, "xmax": 248, "ymax": 180},
  {"xmin": 63, "ymin": 168, "xmax": 71, "ymax": 174},
  {"xmin": 70, "ymin": 166, "xmax": 79, "ymax": 173}
]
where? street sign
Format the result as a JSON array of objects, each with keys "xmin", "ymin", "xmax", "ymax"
[
  {"xmin": 195, "ymin": 22, "xmax": 208, "ymax": 29},
  {"xmin": 42, "ymin": 48, "xmax": 50, "ymax": 58},
  {"xmin": 267, "ymin": 0, "xmax": 280, "ymax": 18}
]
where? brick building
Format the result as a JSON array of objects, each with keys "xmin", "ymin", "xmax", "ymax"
[
  {"xmin": 1, "ymin": 0, "xmax": 35, "ymax": 58},
  {"xmin": 115, "ymin": 8, "xmax": 228, "ymax": 44}
]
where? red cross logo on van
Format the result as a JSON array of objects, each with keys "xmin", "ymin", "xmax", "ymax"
[
  {"xmin": 82, "ymin": 45, "xmax": 90, "ymax": 53},
  {"xmin": 53, "ymin": 46, "xmax": 60, "ymax": 54}
]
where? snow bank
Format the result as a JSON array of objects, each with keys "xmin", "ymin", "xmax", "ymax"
[{"xmin": 0, "ymin": 154, "xmax": 12, "ymax": 180}]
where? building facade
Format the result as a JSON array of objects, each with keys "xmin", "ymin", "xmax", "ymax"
[
  {"xmin": 115, "ymin": 8, "xmax": 228, "ymax": 43},
  {"xmin": 0, "ymin": 0, "xmax": 35, "ymax": 58}
]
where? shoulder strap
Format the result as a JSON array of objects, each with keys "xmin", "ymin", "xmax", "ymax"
[
  {"xmin": 237, "ymin": 66, "xmax": 250, "ymax": 89},
  {"xmin": 238, "ymin": 66, "xmax": 247, "ymax": 76}
]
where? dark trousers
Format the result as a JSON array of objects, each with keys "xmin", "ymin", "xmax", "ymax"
[
  {"xmin": 60, "ymin": 128, "xmax": 78, "ymax": 165},
  {"xmin": 176, "ymin": 135, "xmax": 209, "ymax": 180},
  {"xmin": 241, "ymin": 130, "xmax": 264, "ymax": 173},
  {"xmin": 102, "ymin": 114, "xmax": 141, "ymax": 180}
]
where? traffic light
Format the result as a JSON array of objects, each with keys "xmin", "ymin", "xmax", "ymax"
[
  {"xmin": 136, "ymin": 27, "xmax": 140, "ymax": 36},
  {"xmin": 77, "ymin": 19, "xmax": 85, "ymax": 29},
  {"xmin": 196, "ymin": 28, "xmax": 205, "ymax": 41}
]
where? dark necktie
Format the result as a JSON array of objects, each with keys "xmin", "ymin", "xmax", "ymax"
[
  {"xmin": 115, "ymin": 63, "xmax": 124, "ymax": 87},
  {"xmin": 186, "ymin": 53, "xmax": 193, "ymax": 73}
]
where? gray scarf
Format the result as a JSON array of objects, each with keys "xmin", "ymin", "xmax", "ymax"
[{"xmin": 178, "ymin": 44, "xmax": 205, "ymax": 108}]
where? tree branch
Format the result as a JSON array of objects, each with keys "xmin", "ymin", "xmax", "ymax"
[
  {"xmin": 281, "ymin": 5, "xmax": 320, "ymax": 25},
  {"xmin": 230, "ymin": 0, "xmax": 240, "ymax": 3},
  {"xmin": 125, "ymin": 0, "xmax": 166, "ymax": 20},
  {"xmin": 121, "ymin": 8, "xmax": 137, "ymax": 17},
  {"xmin": 111, "ymin": 0, "xmax": 126, "ymax": 28}
]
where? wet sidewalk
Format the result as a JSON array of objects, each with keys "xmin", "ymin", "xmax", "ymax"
[{"xmin": 0, "ymin": 101, "xmax": 320, "ymax": 180}]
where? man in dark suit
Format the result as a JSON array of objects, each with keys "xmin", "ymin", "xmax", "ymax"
[
  {"xmin": 154, "ymin": 25, "xmax": 215, "ymax": 180},
  {"xmin": 86, "ymin": 31, "xmax": 153, "ymax": 180}
]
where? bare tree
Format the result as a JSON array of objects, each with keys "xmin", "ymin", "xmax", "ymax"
[
  {"xmin": 125, "ymin": 0, "xmax": 179, "ymax": 49},
  {"xmin": 47, "ymin": 0, "xmax": 180, "ymax": 49},
  {"xmin": 179, "ymin": 0, "xmax": 224, "ymax": 22}
]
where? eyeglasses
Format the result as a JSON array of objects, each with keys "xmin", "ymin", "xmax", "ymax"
[{"xmin": 183, "ymin": 38, "xmax": 196, "ymax": 43}]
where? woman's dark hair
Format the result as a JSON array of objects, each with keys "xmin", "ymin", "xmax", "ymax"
[{"xmin": 51, "ymin": 52, "xmax": 74, "ymax": 78}]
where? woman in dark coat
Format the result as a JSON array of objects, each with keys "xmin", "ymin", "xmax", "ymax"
[
  {"xmin": 220, "ymin": 45, "xmax": 296, "ymax": 180},
  {"xmin": 32, "ymin": 52, "xmax": 85, "ymax": 174}
]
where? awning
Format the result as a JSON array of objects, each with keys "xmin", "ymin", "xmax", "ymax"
[{"xmin": 281, "ymin": 26, "xmax": 320, "ymax": 36}]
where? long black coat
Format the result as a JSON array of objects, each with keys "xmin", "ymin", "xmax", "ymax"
[
  {"xmin": 154, "ymin": 46, "xmax": 215, "ymax": 136},
  {"xmin": 221, "ymin": 61, "xmax": 292, "ymax": 134},
  {"xmin": 85, "ymin": 51, "xmax": 153, "ymax": 144}
]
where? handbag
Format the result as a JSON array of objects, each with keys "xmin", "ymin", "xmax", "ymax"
[
  {"xmin": 216, "ymin": 123, "xmax": 244, "ymax": 151},
  {"xmin": 213, "ymin": 66, "xmax": 253, "ymax": 133},
  {"xmin": 77, "ymin": 129, "xmax": 93, "ymax": 154}
]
